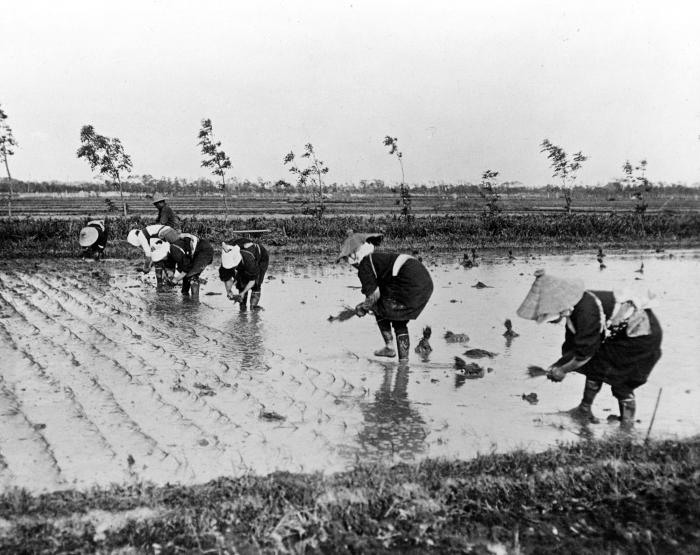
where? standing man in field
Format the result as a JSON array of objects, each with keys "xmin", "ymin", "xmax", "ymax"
[{"xmin": 153, "ymin": 195, "xmax": 178, "ymax": 228}]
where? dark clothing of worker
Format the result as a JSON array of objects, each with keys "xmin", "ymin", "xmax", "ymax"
[
  {"xmin": 357, "ymin": 253, "xmax": 433, "ymax": 321},
  {"xmin": 558, "ymin": 290, "xmax": 662, "ymax": 400},
  {"xmin": 169, "ymin": 235, "xmax": 214, "ymax": 296},
  {"xmin": 80, "ymin": 220, "xmax": 108, "ymax": 260},
  {"xmin": 155, "ymin": 203, "xmax": 178, "ymax": 228},
  {"xmin": 357, "ymin": 252, "xmax": 433, "ymax": 361},
  {"xmin": 219, "ymin": 238, "xmax": 269, "ymax": 309}
]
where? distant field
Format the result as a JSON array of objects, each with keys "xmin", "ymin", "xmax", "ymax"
[{"xmin": 3, "ymin": 192, "xmax": 699, "ymax": 217}]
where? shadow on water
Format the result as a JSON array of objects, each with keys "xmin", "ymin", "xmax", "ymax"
[{"xmin": 357, "ymin": 363, "xmax": 427, "ymax": 462}]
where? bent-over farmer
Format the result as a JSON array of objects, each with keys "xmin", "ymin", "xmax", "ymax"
[
  {"xmin": 150, "ymin": 233, "xmax": 213, "ymax": 300},
  {"xmin": 78, "ymin": 219, "xmax": 108, "ymax": 260},
  {"xmin": 338, "ymin": 232, "xmax": 433, "ymax": 363},
  {"xmin": 219, "ymin": 238, "xmax": 269, "ymax": 310},
  {"xmin": 127, "ymin": 224, "xmax": 181, "ymax": 284},
  {"xmin": 152, "ymin": 195, "xmax": 178, "ymax": 228},
  {"xmin": 517, "ymin": 269, "xmax": 663, "ymax": 429}
]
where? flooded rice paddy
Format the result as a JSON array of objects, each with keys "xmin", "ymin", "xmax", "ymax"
[{"xmin": 0, "ymin": 250, "xmax": 698, "ymax": 493}]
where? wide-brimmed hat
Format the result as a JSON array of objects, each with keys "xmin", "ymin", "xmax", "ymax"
[
  {"xmin": 127, "ymin": 229, "xmax": 141, "ymax": 247},
  {"xmin": 79, "ymin": 226, "xmax": 98, "ymax": 247},
  {"xmin": 336, "ymin": 232, "xmax": 383, "ymax": 262},
  {"xmin": 221, "ymin": 242, "xmax": 242, "ymax": 269},
  {"xmin": 517, "ymin": 269, "xmax": 585, "ymax": 321},
  {"xmin": 150, "ymin": 240, "xmax": 171, "ymax": 262},
  {"xmin": 152, "ymin": 194, "xmax": 167, "ymax": 204}
]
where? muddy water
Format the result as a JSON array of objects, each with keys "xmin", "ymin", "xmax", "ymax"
[{"xmin": 0, "ymin": 251, "xmax": 698, "ymax": 493}]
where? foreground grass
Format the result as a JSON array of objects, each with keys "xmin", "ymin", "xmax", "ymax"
[
  {"xmin": 1, "ymin": 212, "xmax": 700, "ymax": 259},
  {"xmin": 1, "ymin": 437, "xmax": 698, "ymax": 554}
]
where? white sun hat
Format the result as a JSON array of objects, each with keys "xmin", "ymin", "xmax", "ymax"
[
  {"xmin": 126, "ymin": 229, "xmax": 141, "ymax": 247},
  {"xmin": 150, "ymin": 240, "xmax": 171, "ymax": 262},
  {"xmin": 79, "ymin": 226, "xmax": 99, "ymax": 247},
  {"xmin": 221, "ymin": 242, "xmax": 242, "ymax": 269}
]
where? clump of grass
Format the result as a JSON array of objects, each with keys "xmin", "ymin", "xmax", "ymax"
[
  {"xmin": 1, "ymin": 212, "xmax": 699, "ymax": 259},
  {"xmin": 0, "ymin": 437, "xmax": 698, "ymax": 553}
]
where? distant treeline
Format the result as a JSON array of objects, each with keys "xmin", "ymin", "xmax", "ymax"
[{"xmin": 1, "ymin": 176, "xmax": 698, "ymax": 198}]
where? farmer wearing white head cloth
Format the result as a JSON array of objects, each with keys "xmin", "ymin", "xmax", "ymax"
[
  {"xmin": 338, "ymin": 232, "xmax": 433, "ymax": 362},
  {"xmin": 150, "ymin": 233, "xmax": 214, "ymax": 300},
  {"xmin": 78, "ymin": 219, "xmax": 108, "ymax": 260},
  {"xmin": 517, "ymin": 269, "xmax": 663, "ymax": 428},
  {"xmin": 127, "ymin": 224, "xmax": 181, "ymax": 284},
  {"xmin": 219, "ymin": 238, "xmax": 269, "ymax": 310}
]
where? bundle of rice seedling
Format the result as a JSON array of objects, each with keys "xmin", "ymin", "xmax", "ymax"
[
  {"xmin": 328, "ymin": 306, "xmax": 357, "ymax": 323},
  {"xmin": 527, "ymin": 365, "xmax": 547, "ymax": 377}
]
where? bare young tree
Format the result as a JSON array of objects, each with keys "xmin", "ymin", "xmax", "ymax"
[
  {"xmin": 540, "ymin": 139, "xmax": 587, "ymax": 213},
  {"xmin": 198, "ymin": 118, "xmax": 232, "ymax": 217},
  {"xmin": 0, "ymin": 104, "xmax": 18, "ymax": 217},
  {"xmin": 479, "ymin": 169, "xmax": 501, "ymax": 217},
  {"xmin": 76, "ymin": 125, "xmax": 133, "ymax": 216},
  {"xmin": 283, "ymin": 143, "xmax": 329, "ymax": 218},
  {"xmin": 623, "ymin": 159, "xmax": 650, "ymax": 215},
  {"xmin": 383, "ymin": 135, "xmax": 413, "ymax": 221}
]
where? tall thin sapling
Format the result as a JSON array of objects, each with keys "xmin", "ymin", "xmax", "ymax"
[
  {"xmin": 540, "ymin": 139, "xmax": 587, "ymax": 213},
  {"xmin": 383, "ymin": 135, "xmax": 413, "ymax": 221},
  {"xmin": 478, "ymin": 169, "xmax": 501, "ymax": 218},
  {"xmin": 283, "ymin": 143, "xmax": 329, "ymax": 218},
  {"xmin": 76, "ymin": 125, "xmax": 133, "ymax": 217},
  {"xmin": 623, "ymin": 159, "xmax": 650, "ymax": 215},
  {"xmin": 0, "ymin": 105, "xmax": 18, "ymax": 217},
  {"xmin": 198, "ymin": 118, "xmax": 232, "ymax": 218}
]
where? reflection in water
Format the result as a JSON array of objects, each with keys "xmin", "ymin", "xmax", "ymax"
[
  {"xmin": 357, "ymin": 364, "xmax": 427, "ymax": 462},
  {"xmin": 237, "ymin": 310, "xmax": 266, "ymax": 373}
]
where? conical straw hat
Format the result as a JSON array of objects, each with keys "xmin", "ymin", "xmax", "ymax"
[
  {"xmin": 336, "ymin": 232, "xmax": 383, "ymax": 262},
  {"xmin": 79, "ymin": 227, "xmax": 98, "ymax": 247},
  {"xmin": 517, "ymin": 269, "xmax": 585, "ymax": 321}
]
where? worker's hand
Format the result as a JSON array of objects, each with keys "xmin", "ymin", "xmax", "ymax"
[
  {"xmin": 546, "ymin": 366, "xmax": 567, "ymax": 382},
  {"xmin": 355, "ymin": 302, "xmax": 368, "ymax": 317},
  {"xmin": 229, "ymin": 292, "xmax": 242, "ymax": 303}
]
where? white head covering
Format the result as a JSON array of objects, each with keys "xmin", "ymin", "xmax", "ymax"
[
  {"xmin": 150, "ymin": 240, "xmax": 171, "ymax": 262},
  {"xmin": 127, "ymin": 229, "xmax": 141, "ymax": 247},
  {"xmin": 79, "ymin": 227, "xmax": 99, "ymax": 247},
  {"xmin": 221, "ymin": 242, "xmax": 242, "ymax": 269}
]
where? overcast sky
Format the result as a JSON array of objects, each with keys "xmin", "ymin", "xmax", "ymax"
[{"xmin": 2, "ymin": 0, "xmax": 699, "ymax": 187}]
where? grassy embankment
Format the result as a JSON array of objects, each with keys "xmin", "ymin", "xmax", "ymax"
[
  {"xmin": 0, "ymin": 437, "xmax": 698, "ymax": 553},
  {"xmin": 2, "ymin": 212, "xmax": 700, "ymax": 259}
]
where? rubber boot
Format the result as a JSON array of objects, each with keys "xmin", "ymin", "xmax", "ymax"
[
  {"xmin": 396, "ymin": 333, "xmax": 410, "ymax": 363},
  {"xmin": 250, "ymin": 290, "xmax": 262, "ymax": 310},
  {"xmin": 155, "ymin": 268, "xmax": 164, "ymax": 286},
  {"xmin": 618, "ymin": 398, "xmax": 636, "ymax": 430},
  {"xmin": 570, "ymin": 378, "xmax": 601, "ymax": 424},
  {"xmin": 374, "ymin": 329, "xmax": 396, "ymax": 357},
  {"xmin": 240, "ymin": 291, "xmax": 250, "ymax": 311},
  {"xmin": 181, "ymin": 277, "xmax": 191, "ymax": 296},
  {"xmin": 190, "ymin": 280, "xmax": 200, "ymax": 301}
]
